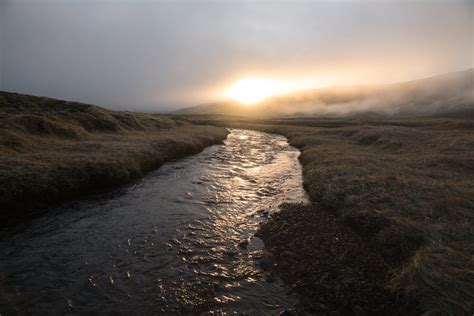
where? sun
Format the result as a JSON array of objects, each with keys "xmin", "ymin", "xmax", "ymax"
[{"xmin": 225, "ymin": 77, "xmax": 288, "ymax": 105}]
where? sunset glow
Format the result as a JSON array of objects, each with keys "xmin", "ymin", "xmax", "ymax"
[{"xmin": 225, "ymin": 78, "xmax": 296, "ymax": 104}]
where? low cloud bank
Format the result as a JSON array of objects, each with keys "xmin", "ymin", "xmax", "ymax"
[
  {"xmin": 264, "ymin": 68, "xmax": 474, "ymax": 117},
  {"xmin": 175, "ymin": 68, "xmax": 474, "ymax": 118}
]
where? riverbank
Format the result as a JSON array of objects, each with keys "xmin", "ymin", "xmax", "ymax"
[
  {"xmin": 0, "ymin": 129, "xmax": 305, "ymax": 314},
  {"xmin": 181, "ymin": 115, "xmax": 474, "ymax": 315},
  {"xmin": 256, "ymin": 203, "xmax": 395, "ymax": 315},
  {"xmin": 0, "ymin": 92, "xmax": 229, "ymax": 215}
]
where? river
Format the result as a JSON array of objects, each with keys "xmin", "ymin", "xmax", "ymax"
[{"xmin": 0, "ymin": 129, "xmax": 308, "ymax": 315}]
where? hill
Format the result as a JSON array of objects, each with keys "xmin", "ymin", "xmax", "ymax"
[
  {"xmin": 0, "ymin": 91, "xmax": 228, "ymax": 215},
  {"xmin": 174, "ymin": 68, "xmax": 473, "ymax": 117}
]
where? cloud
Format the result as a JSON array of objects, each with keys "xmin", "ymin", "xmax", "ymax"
[{"xmin": 1, "ymin": 0, "xmax": 472, "ymax": 111}]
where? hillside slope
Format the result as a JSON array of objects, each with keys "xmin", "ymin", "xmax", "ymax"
[
  {"xmin": 175, "ymin": 68, "xmax": 473, "ymax": 117},
  {"xmin": 0, "ymin": 91, "xmax": 229, "ymax": 214}
]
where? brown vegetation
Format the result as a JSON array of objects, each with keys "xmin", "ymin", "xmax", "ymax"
[
  {"xmin": 0, "ymin": 91, "xmax": 229, "ymax": 213},
  {"xmin": 1, "ymin": 88, "xmax": 472, "ymax": 313},
  {"xmin": 184, "ymin": 115, "xmax": 474, "ymax": 315},
  {"xmin": 257, "ymin": 203, "xmax": 396, "ymax": 314}
]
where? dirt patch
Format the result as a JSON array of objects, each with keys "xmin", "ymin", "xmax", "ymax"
[{"xmin": 257, "ymin": 203, "xmax": 400, "ymax": 315}]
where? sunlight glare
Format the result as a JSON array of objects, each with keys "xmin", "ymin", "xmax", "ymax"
[{"xmin": 225, "ymin": 78, "xmax": 293, "ymax": 105}]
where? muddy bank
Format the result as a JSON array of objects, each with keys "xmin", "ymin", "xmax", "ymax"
[
  {"xmin": 257, "ymin": 203, "xmax": 398, "ymax": 315},
  {"xmin": 0, "ymin": 91, "xmax": 229, "ymax": 214}
]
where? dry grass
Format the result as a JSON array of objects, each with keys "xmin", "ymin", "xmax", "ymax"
[
  {"xmin": 182, "ymin": 115, "xmax": 474, "ymax": 315},
  {"xmin": 0, "ymin": 92, "xmax": 229, "ymax": 212}
]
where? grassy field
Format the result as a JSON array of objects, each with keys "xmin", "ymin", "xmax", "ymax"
[
  {"xmin": 0, "ymin": 92, "xmax": 229, "ymax": 215},
  {"xmin": 182, "ymin": 114, "xmax": 474, "ymax": 315},
  {"xmin": 1, "ymin": 88, "xmax": 472, "ymax": 313}
]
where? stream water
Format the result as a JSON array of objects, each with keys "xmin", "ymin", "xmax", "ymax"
[{"xmin": 0, "ymin": 129, "xmax": 308, "ymax": 315}]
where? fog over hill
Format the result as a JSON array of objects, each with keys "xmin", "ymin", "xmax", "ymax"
[
  {"xmin": 1, "ymin": 1, "xmax": 472, "ymax": 110},
  {"xmin": 175, "ymin": 68, "xmax": 474, "ymax": 118}
]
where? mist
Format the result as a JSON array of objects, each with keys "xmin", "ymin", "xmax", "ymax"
[
  {"xmin": 0, "ymin": 0, "xmax": 472, "ymax": 111},
  {"xmin": 270, "ymin": 69, "xmax": 474, "ymax": 117}
]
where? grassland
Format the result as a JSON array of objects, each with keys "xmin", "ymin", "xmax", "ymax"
[
  {"xmin": 0, "ymin": 92, "xmax": 229, "ymax": 215},
  {"xmin": 182, "ymin": 114, "xmax": 474, "ymax": 315},
  {"xmin": 1, "ymin": 88, "xmax": 472, "ymax": 313}
]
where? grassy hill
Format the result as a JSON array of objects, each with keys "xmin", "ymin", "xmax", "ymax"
[{"xmin": 0, "ymin": 91, "xmax": 229, "ymax": 214}]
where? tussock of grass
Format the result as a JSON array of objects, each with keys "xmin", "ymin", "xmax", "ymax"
[
  {"xmin": 0, "ymin": 91, "xmax": 229, "ymax": 212},
  {"xmin": 184, "ymin": 115, "xmax": 474, "ymax": 314},
  {"xmin": 391, "ymin": 243, "xmax": 474, "ymax": 314}
]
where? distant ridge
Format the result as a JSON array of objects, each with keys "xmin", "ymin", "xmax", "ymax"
[{"xmin": 174, "ymin": 68, "xmax": 473, "ymax": 118}]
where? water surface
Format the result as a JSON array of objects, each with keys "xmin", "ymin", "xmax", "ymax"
[{"xmin": 0, "ymin": 129, "xmax": 308, "ymax": 314}]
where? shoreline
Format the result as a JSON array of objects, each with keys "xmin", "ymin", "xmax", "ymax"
[
  {"xmin": 183, "ymin": 115, "xmax": 474, "ymax": 315},
  {"xmin": 0, "ymin": 126, "xmax": 229, "ymax": 213},
  {"xmin": 256, "ymin": 203, "xmax": 398, "ymax": 315},
  {"xmin": 0, "ymin": 91, "xmax": 229, "ymax": 215}
]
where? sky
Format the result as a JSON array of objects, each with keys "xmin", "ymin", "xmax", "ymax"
[{"xmin": 0, "ymin": 0, "xmax": 472, "ymax": 111}]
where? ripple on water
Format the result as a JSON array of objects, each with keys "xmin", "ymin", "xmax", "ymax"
[{"xmin": 0, "ymin": 129, "xmax": 308, "ymax": 314}]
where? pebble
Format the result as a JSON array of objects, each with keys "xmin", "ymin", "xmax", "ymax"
[{"xmin": 238, "ymin": 239, "xmax": 249, "ymax": 248}]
